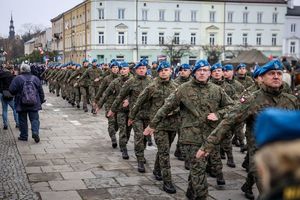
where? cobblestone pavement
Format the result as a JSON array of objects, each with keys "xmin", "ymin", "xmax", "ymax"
[{"xmin": 2, "ymin": 86, "xmax": 258, "ymax": 200}]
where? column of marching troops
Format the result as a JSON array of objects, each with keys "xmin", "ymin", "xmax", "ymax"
[{"xmin": 41, "ymin": 58, "xmax": 300, "ymax": 200}]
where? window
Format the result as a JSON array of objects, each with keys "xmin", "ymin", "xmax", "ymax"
[
  {"xmin": 272, "ymin": 33, "xmax": 277, "ymax": 46},
  {"xmin": 175, "ymin": 10, "xmax": 180, "ymax": 21},
  {"xmin": 116, "ymin": 55, "xmax": 124, "ymax": 61},
  {"xmin": 98, "ymin": 9, "xmax": 104, "ymax": 20},
  {"xmin": 210, "ymin": 11, "xmax": 215, "ymax": 22},
  {"xmin": 159, "ymin": 10, "xmax": 165, "ymax": 21},
  {"xmin": 142, "ymin": 9, "xmax": 148, "ymax": 21},
  {"xmin": 242, "ymin": 33, "xmax": 248, "ymax": 46},
  {"xmin": 142, "ymin": 32, "xmax": 147, "ymax": 45},
  {"xmin": 191, "ymin": 33, "xmax": 196, "ymax": 45},
  {"xmin": 118, "ymin": 32, "xmax": 125, "ymax": 44},
  {"xmin": 228, "ymin": 12, "xmax": 233, "ymax": 23},
  {"xmin": 118, "ymin": 9, "xmax": 125, "ymax": 20},
  {"xmin": 191, "ymin": 10, "xmax": 197, "ymax": 22},
  {"xmin": 290, "ymin": 41, "xmax": 296, "ymax": 54},
  {"xmin": 174, "ymin": 33, "xmax": 180, "ymax": 44},
  {"xmin": 291, "ymin": 23, "xmax": 296, "ymax": 32},
  {"xmin": 227, "ymin": 33, "xmax": 232, "ymax": 45},
  {"xmin": 256, "ymin": 33, "xmax": 262, "ymax": 45},
  {"xmin": 209, "ymin": 33, "xmax": 215, "ymax": 45},
  {"xmin": 257, "ymin": 12, "xmax": 263, "ymax": 24},
  {"xmin": 272, "ymin": 13, "xmax": 278, "ymax": 23},
  {"xmin": 243, "ymin": 12, "xmax": 248, "ymax": 23},
  {"xmin": 99, "ymin": 32, "xmax": 104, "ymax": 44},
  {"xmin": 159, "ymin": 32, "xmax": 164, "ymax": 45}
]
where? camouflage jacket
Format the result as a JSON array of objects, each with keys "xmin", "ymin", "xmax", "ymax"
[
  {"xmin": 174, "ymin": 76, "xmax": 191, "ymax": 85},
  {"xmin": 68, "ymin": 67, "xmax": 88, "ymax": 86},
  {"xmin": 149, "ymin": 78, "xmax": 234, "ymax": 145},
  {"xmin": 95, "ymin": 73, "xmax": 119, "ymax": 102},
  {"xmin": 224, "ymin": 78, "xmax": 245, "ymax": 100},
  {"xmin": 98, "ymin": 74, "xmax": 131, "ymax": 112},
  {"xmin": 129, "ymin": 77, "xmax": 179, "ymax": 131},
  {"xmin": 151, "ymin": 68, "xmax": 158, "ymax": 79},
  {"xmin": 111, "ymin": 74, "xmax": 152, "ymax": 119},
  {"xmin": 78, "ymin": 67, "xmax": 102, "ymax": 87},
  {"xmin": 63, "ymin": 69, "xmax": 74, "ymax": 83},
  {"xmin": 201, "ymin": 84, "xmax": 299, "ymax": 152},
  {"xmin": 211, "ymin": 78, "xmax": 241, "ymax": 101},
  {"xmin": 236, "ymin": 75, "xmax": 254, "ymax": 89}
]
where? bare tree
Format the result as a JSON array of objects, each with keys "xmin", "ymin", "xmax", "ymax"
[
  {"xmin": 202, "ymin": 45, "xmax": 224, "ymax": 65},
  {"xmin": 161, "ymin": 37, "xmax": 192, "ymax": 66},
  {"xmin": 19, "ymin": 23, "xmax": 45, "ymax": 43}
]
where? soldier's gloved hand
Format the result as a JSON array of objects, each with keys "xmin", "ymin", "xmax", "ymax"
[
  {"xmin": 196, "ymin": 149, "xmax": 209, "ymax": 159},
  {"xmin": 143, "ymin": 126, "xmax": 155, "ymax": 136},
  {"xmin": 128, "ymin": 119, "xmax": 134, "ymax": 126},
  {"xmin": 107, "ymin": 110, "xmax": 115, "ymax": 118},
  {"xmin": 207, "ymin": 113, "xmax": 218, "ymax": 121},
  {"xmin": 94, "ymin": 78, "xmax": 100, "ymax": 82},
  {"xmin": 122, "ymin": 99, "xmax": 129, "ymax": 108}
]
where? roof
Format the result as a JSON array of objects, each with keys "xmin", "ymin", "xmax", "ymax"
[
  {"xmin": 24, "ymin": 38, "xmax": 36, "ymax": 44},
  {"xmin": 223, "ymin": 49, "xmax": 269, "ymax": 66},
  {"xmin": 287, "ymin": 6, "xmax": 300, "ymax": 16},
  {"xmin": 185, "ymin": 0, "xmax": 286, "ymax": 3}
]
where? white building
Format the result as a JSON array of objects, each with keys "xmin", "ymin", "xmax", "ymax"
[
  {"xmin": 34, "ymin": 28, "xmax": 52, "ymax": 52},
  {"xmin": 57, "ymin": 0, "xmax": 287, "ymax": 64},
  {"xmin": 51, "ymin": 14, "xmax": 64, "ymax": 61},
  {"xmin": 282, "ymin": 1, "xmax": 300, "ymax": 58},
  {"xmin": 24, "ymin": 38, "xmax": 36, "ymax": 55}
]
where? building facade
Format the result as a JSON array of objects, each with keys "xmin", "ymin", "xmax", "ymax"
[
  {"xmin": 282, "ymin": 2, "xmax": 300, "ymax": 58},
  {"xmin": 54, "ymin": 0, "xmax": 287, "ymax": 64},
  {"xmin": 51, "ymin": 14, "xmax": 64, "ymax": 61}
]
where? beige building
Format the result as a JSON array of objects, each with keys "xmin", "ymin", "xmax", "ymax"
[{"xmin": 51, "ymin": 14, "xmax": 64, "ymax": 61}]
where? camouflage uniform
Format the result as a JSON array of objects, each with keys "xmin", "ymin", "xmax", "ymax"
[
  {"xmin": 151, "ymin": 68, "xmax": 158, "ymax": 78},
  {"xmin": 62, "ymin": 68, "xmax": 74, "ymax": 103},
  {"xmin": 78, "ymin": 66, "xmax": 102, "ymax": 103},
  {"xmin": 201, "ymin": 84, "xmax": 299, "ymax": 196},
  {"xmin": 111, "ymin": 75, "xmax": 152, "ymax": 164},
  {"xmin": 149, "ymin": 78, "xmax": 234, "ymax": 199},
  {"xmin": 68, "ymin": 67, "xmax": 88, "ymax": 108},
  {"xmin": 97, "ymin": 74, "xmax": 132, "ymax": 150},
  {"xmin": 46, "ymin": 69, "xmax": 59, "ymax": 93},
  {"xmin": 130, "ymin": 77, "xmax": 179, "ymax": 184},
  {"xmin": 95, "ymin": 73, "xmax": 119, "ymax": 145}
]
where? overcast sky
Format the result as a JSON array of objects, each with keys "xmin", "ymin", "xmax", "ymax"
[
  {"xmin": 1, "ymin": 0, "xmax": 300, "ymax": 37},
  {"xmin": 0, "ymin": 0, "xmax": 83, "ymax": 37}
]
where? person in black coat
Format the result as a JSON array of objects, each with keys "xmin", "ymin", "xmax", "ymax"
[
  {"xmin": 0, "ymin": 66, "xmax": 19, "ymax": 129},
  {"xmin": 9, "ymin": 64, "xmax": 45, "ymax": 143}
]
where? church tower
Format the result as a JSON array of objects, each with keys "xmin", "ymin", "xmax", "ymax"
[{"xmin": 9, "ymin": 13, "xmax": 15, "ymax": 40}]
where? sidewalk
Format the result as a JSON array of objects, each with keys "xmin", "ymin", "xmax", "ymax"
[{"xmin": 2, "ymin": 86, "xmax": 256, "ymax": 200}]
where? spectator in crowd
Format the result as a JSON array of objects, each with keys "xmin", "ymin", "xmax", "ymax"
[
  {"xmin": 254, "ymin": 108, "xmax": 300, "ymax": 200},
  {"xmin": 9, "ymin": 63, "xmax": 45, "ymax": 143},
  {"xmin": 0, "ymin": 66, "xmax": 19, "ymax": 129}
]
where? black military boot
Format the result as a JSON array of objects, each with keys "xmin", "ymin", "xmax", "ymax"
[
  {"xmin": 76, "ymin": 104, "xmax": 80, "ymax": 109},
  {"xmin": 84, "ymin": 108, "xmax": 88, "ymax": 112},
  {"xmin": 240, "ymin": 144, "xmax": 248, "ymax": 153},
  {"xmin": 137, "ymin": 161, "xmax": 145, "ymax": 173},
  {"xmin": 227, "ymin": 157, "xmax": 236, "ymax": 168},
  {"xmin": 216, "ymin": 173, "xmax": 226, "ymax": 185},
  {"xmin": 153, "ymin": 170, "xmax": 162, "ymax": 181},
  {"xmin": 220, "ymin": 149, "xmax": 226, "ymax": 159},
  {"xmin": 147, "ymin": 136, "xmax": 153, "ymax": 146},
  {"xmin": 241, "ymin": 183, "xmax": 255, "ymax": 200},
  {"xmin": 122, "ymin": 148, "xmax": 129, "ymax": 160},
  {"xmin": 111, "ymin": 138, "xmax": 117, "ymax": 148},
  {"xmin": 184, "ymin": 160, "xmax": 190, "ymax": 170},
  {"xmin": 163, "ymin": 182, "xmax": 176, "ymax": 194}
]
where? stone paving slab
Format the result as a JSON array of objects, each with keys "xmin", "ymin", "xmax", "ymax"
[{"xmin": 3, "ymin": 87, "xmax": 259, "ymax": 199}]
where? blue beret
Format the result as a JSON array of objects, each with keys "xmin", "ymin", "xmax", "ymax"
[
  {"xmin": 119, "ymin": 62, "xmax": 129, "ymax": 68},
  {"xmin": 236, "ymin": 63, "xmax": 247, "ymax": 70},
  {"xmin": 259, "ymin": 60, "xmax": 283, "ymax": 76},
  {"xmin": 252, "ymin": 67, "xmax": 262, "ymax": 78},
  {"xmin": 135, "ymin": 60, "xmax": 148, "ymax": 69},
  {"xmin": 76, "ymin": 64, "xmax": 81, "ymax": 68},
  {"xmin": 82, "ymin": 59, "xmax": 89, "ymax": 63},
  {"xmin": 180, "ymin": 63, "xmax": 191, "ymax": 70},
  {"xmin": 110, "ymin": 61, "xmax": 119, "ymax": 68},
  {"xmin": 211, "ymin": 63, "xmax": 223, "ymax": 71},
  {"xmin": 152, "ymin": 61, "xmax": 158, "ymax": 65},
  {"xmin": 157, "ymin": 61, "xmax": 171, "ymax": 72},
  {"xmin": 140, "ymin": 58, "xmax": 148, "ymax": 66},
  {"xmin": 110, "ymin": 59, "xmax": 116, "ymax": 63},
  {"xmin": 92, "ymin": 59, "xmax": 97, "ymax": 63},
  {"xmin": 192, "ymin": 60, "xmax": 210, "ymax": 74},
  {"xmin": 223, "ymin": 64, "xmax": 234, "ymax": 71},
  {"xmin": 254, "ymin": 108, "xmax": 300, "ymax": 148}
]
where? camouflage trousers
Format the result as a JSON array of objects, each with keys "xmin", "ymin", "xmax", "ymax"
[
  {"xmin": 132, "ymin": 118, "xmax": 149, "ymax": 162},
  {"xmin": 185, "ymin": 144, "xmax": 208, "ymax": 200},
  {"xmin": 73, "ymin": 86, "xmax": 81, "ymax": 105},
  {"xmin": 233, "ymin": 123, "xmax": 245, "ymax": 146},
  {"xmin": 55, "ymin": 82, "xmax": 60, "ymax": 96},
  {"xmin": 221, "ymin": 131, "xmax": 234, "ymax": 159},
  {"xmin": 247, "ymin": 144, "xmax": 263, "ymax": 193},
  {"xmin": 117, "ymin": 111, "xmax": 132, "ymax": 150},
  {"xmin": 175, "ymin": 129, "xmax": 185, "ymax": 157},
  {"xmin": 60, "ymin": 83, "xmax": 67, "ymax": 99},
  {"xmin": 80, "ymin": 86, "xmax": 89, "ymax": 109},
  {"xmin": 153, "ymin": 130, "xmax": 176, "ymax": 183},
  {"xmin": 105, "ymin": 105, "xmax": 118, "ymax": 141},
  {"xmin": 88, "ymin": 85, "xmax": 98, "ymax": 103},
  {"xmin": 48, "ymin": 80, "xmax": 55, "ymax": 93}
]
